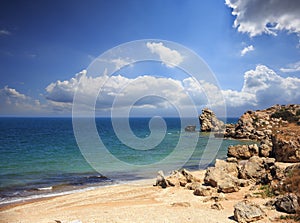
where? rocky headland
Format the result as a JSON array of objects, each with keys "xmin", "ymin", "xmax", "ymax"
[{"xmin": 155, "ymin": 104, "xmax": 300, "ymax": 222}]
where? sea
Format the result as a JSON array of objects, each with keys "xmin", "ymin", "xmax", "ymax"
[{"xmin": 0, "ymin": 117, "xmax": 253, "ymax": 205}]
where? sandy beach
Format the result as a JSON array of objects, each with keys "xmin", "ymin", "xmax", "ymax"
[{"xmin": 0, "ymin": 170, "xmax": 283, "ymax": 223}]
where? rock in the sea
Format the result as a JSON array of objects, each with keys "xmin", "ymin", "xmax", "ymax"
[
  {"xmin": 184, "ymin": 125, "xmax": 196, "ymax": 132},
  {"xmin": 275, "ymin": 193, "xmax": 300, "ymax": 214},
  {"xmin": 234, "ymin": 200, "xmax": 265, "ymax": 223},
  {"xmin": 199, "ymin": 108, "xmax": 225, "ymax": 132},
  {"xmin": 227, "ymin": 144, "xmax": 259, "ymax": 160}
]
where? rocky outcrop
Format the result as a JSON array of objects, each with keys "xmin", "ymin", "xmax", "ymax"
[
  {"xmin": 224, "ymin": 104, "xmax": 300, "ymax": 141},
  {"xmin": 199, "ymin": 108, "xmax": 225, "ymax": 132},
  {"xmin": 272, "ymin": 128, "xmax": 300, "ymax": 162},
  {"xmin": 234, "ymin": 200, "xmax": 265, "ymax": 223}
]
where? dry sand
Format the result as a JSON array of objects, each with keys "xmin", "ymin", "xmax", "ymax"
[{"xmin": 0, "ymin": 170, "xmax": 283, "ymax": 223}]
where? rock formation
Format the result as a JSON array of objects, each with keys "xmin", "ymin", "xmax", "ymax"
[{"xmin": 199, "ymin": 108, "xmax": 225, "ymax": 132}]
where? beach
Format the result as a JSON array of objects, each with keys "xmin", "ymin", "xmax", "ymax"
[{"xmin": 0, "ymin": 170, "xmax": 282, "ymax": 223}]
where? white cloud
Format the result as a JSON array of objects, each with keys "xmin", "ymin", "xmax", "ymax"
[
  {"xmin": 46, "ymin": 70, "xmax": 206, "ymax": 112},
  {"xmin": 110, "ymin": 58, "xmax": 134, "ymax": 70},
  {"xmin": 240, "ymin": 45, "xmax": 254, "ymax": 56},
  {"xmin": 0, "ymin": 29, "xmax": 11, "ymax": 36},
  {"xmin": 222, "ymin": 65, "xmax": 300, "ymax": 114},
  {"xmin": 0, "ymin": 86, "xmax": 41, "ymax": 115},
  {"xmin": 146, "ymin": 42, "xmax": 183, "ymax": 67},
  {"xmin": 225, "ymin": 0, "xmax": 300, "ymax": 37},
  {"xmin": 280, "ymin": 61, "xmax": 300, "ymax": 73}
]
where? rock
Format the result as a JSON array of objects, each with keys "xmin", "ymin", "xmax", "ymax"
[
  {"xmin": 215, "ymin": 159, "xmax": 239, "ymax": 177},
  {"xmin": 165, "ymin": 169, "xmax": 199, "ymax": 187},
  {"xmin": 199, "ymin": 108, "xmax": 225, "ymax": 132},
  {"xmin": 275, "ymin": 193, "xmax": 300, "ymax": 214},
  {"xmin": 204, "ymin": 162, "xmax": 240, "ymax": 193},
  {"xmin": 234, "ymin": 200, "xmax": 265, "ymax": 223},
  {"xmin": 223, "ymin": 104, "xmax": 300, "ymax": 142},
  {"xmin": 185, "ymin": 125, "xmax": 196, "ymax": 132},
  {"xmin": 171, "ymin": 202, "xmax": 191, "ymax": 207},
  {"xmin": 239, "ymin": 156, "xmax": 265, "ymax": 181},
  {"xmin": 186, "ymin": 182, "xmax": 202, "ymax": 190},
  {"xmin": 154, "ymin": 170, "xmax": 168, "ymax": 188},
  {"xmin": 211, "ymin": 202, "xmax": 224, "ymax": 210},
  {"xmin": 166, "ymin": 171, "xmax": 187, "ymax": 187},
  {"xmin": 272, "ymin": 132, "xmax": 300, "ymax": 162},
  {"xmin": 227, "ymin": 144, "xmax": 258, "ymax": 160},
  {"xmin": 193, "ymin": 185, "xmax": 216, "ymax": 196}
]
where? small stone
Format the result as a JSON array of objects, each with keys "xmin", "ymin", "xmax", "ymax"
[{"xmin": 211, "ymin": 202, "xmax": 224, "ymax": 210}]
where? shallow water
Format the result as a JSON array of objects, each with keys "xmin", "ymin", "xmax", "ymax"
[{"xmin": 0, "ymin": 117, "xmax": 252, "ymax": 204}]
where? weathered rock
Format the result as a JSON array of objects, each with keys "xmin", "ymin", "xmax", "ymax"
[
  {"xmin": 215, "ymin": 159, "xmax": 239, "ymax": 177},
  {"xmin": 239, "ymin": 156, "xmax": 265, "ymax": 180},
  {"xmin": 193, "ymin": 186, "xmax": 216, "ymax": 196},
  {"xmin": 185, "ymin": 125, "xmax": 196, "ymax": 132},
  {"xmin": 204, "ymin": 161, "xmax": 240, "ymax": 193},
  {"xmin": 166, "ymin": 171, "xmax": 187, "ymax": 187},
  {"xmin": 275, "ymin": 193, "xmax": 300, "ymax": 214},
  {"xmin": 228, "ymin": 144, "xmax": 259, "ymax": 159},
  {"xmin": 234, "ymin": 200, "xmax": 265, "ymax": 223},
  {"xmin": 224, "ymin": 104, "xmax": 300, "ymax": 142},
  {"xmin": 199, "ymin": 108, "xmax": 225, "ymax": 132},
  {"xmin": 164, "ymin": 169, "xmax": 199, "ymax": 187},
  {"xmin": 186, "ymin": 182, "xmax": 202, "ymax": 190},
  {"xmin": 154, "ymin": 170, "xmax": 168, "ymax": 188},
  {"xmin": 259, "ymin": 139, "xmax": 273, "ymax": 157},
  {"xmin": 272, "ymin": 132, "xmax": 300, "ymax": 162}
]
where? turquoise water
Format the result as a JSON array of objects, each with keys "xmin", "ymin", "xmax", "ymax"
[{"xmin": 0, "ymin": 117, "xmax": 251, "ymax": 204}]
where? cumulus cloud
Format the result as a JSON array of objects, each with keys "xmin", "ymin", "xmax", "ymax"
[
  {"xmin": 225, "ymin": 0, "xmax": 300, "ymax": 37},
  {"xmin": 280, "ymin": 61, "xmax": 300, "ymax": 73},
  {"xmin": 240, "ymin": 45, "xmax": 254, "ymax": 56},
  {"xmin": 0, "ymin": 86, "xmax": 41, "ymax": 115},
  {"xmin": 45, "ymin": 70, "xmax": 211, "ymax": 114},
  {"xmin": 146, "ymin": 42, "xmax": 183, "ymax": 67},
  {"xmin": 222, "ymin": 65, "xmax": 300, "ymax": 115},
  {"xmin": 0, "ymin": 29, "xmax": 11, "ymax": 36}
]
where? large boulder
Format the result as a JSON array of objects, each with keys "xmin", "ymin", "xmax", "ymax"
[
  {"xmin": 204, "ymin": 159, "xmax": 241, "ymax": 193},
  {"xmin": 227, "ymin": 144, "xmax": 259, "ymax": 159},
  {"xmin": 275, "ymin": 193, "xmax": 300, "ymax": 214},
  {"xmin": 234, "ymin": 200, "xmax": 265, "ymax": 223},
  {"xmin": 199, "ymin": 108, "xmax": 225, "ymax": 132}
]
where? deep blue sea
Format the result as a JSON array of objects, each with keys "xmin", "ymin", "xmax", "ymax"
[{"xmin": 0, "ymin": 117, "xmax": 252, "ymax": 205}]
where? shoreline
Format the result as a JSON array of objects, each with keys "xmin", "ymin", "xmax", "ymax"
[{"xmin": 0, "ymin": 170, "xmax": 283, "ymax": 223}]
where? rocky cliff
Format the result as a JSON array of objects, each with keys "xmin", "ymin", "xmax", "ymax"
[{"xmin": 199, "ymin": 104, "xmax": 300, "ymax": 163}]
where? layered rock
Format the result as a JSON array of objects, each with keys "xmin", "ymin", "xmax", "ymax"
[{"xmin": 199, "ymin": 108, "xmax": 225, "ymax": 132}]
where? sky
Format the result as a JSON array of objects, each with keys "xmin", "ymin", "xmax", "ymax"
[{"xmin": 0, "ymin": 0, "xmax": 300, "ymax": 117}]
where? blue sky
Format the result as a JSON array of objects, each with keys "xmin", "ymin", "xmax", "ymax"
[{"xmin": 0, "ymin": 0, "xmax": 300, "ymax": 117}]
